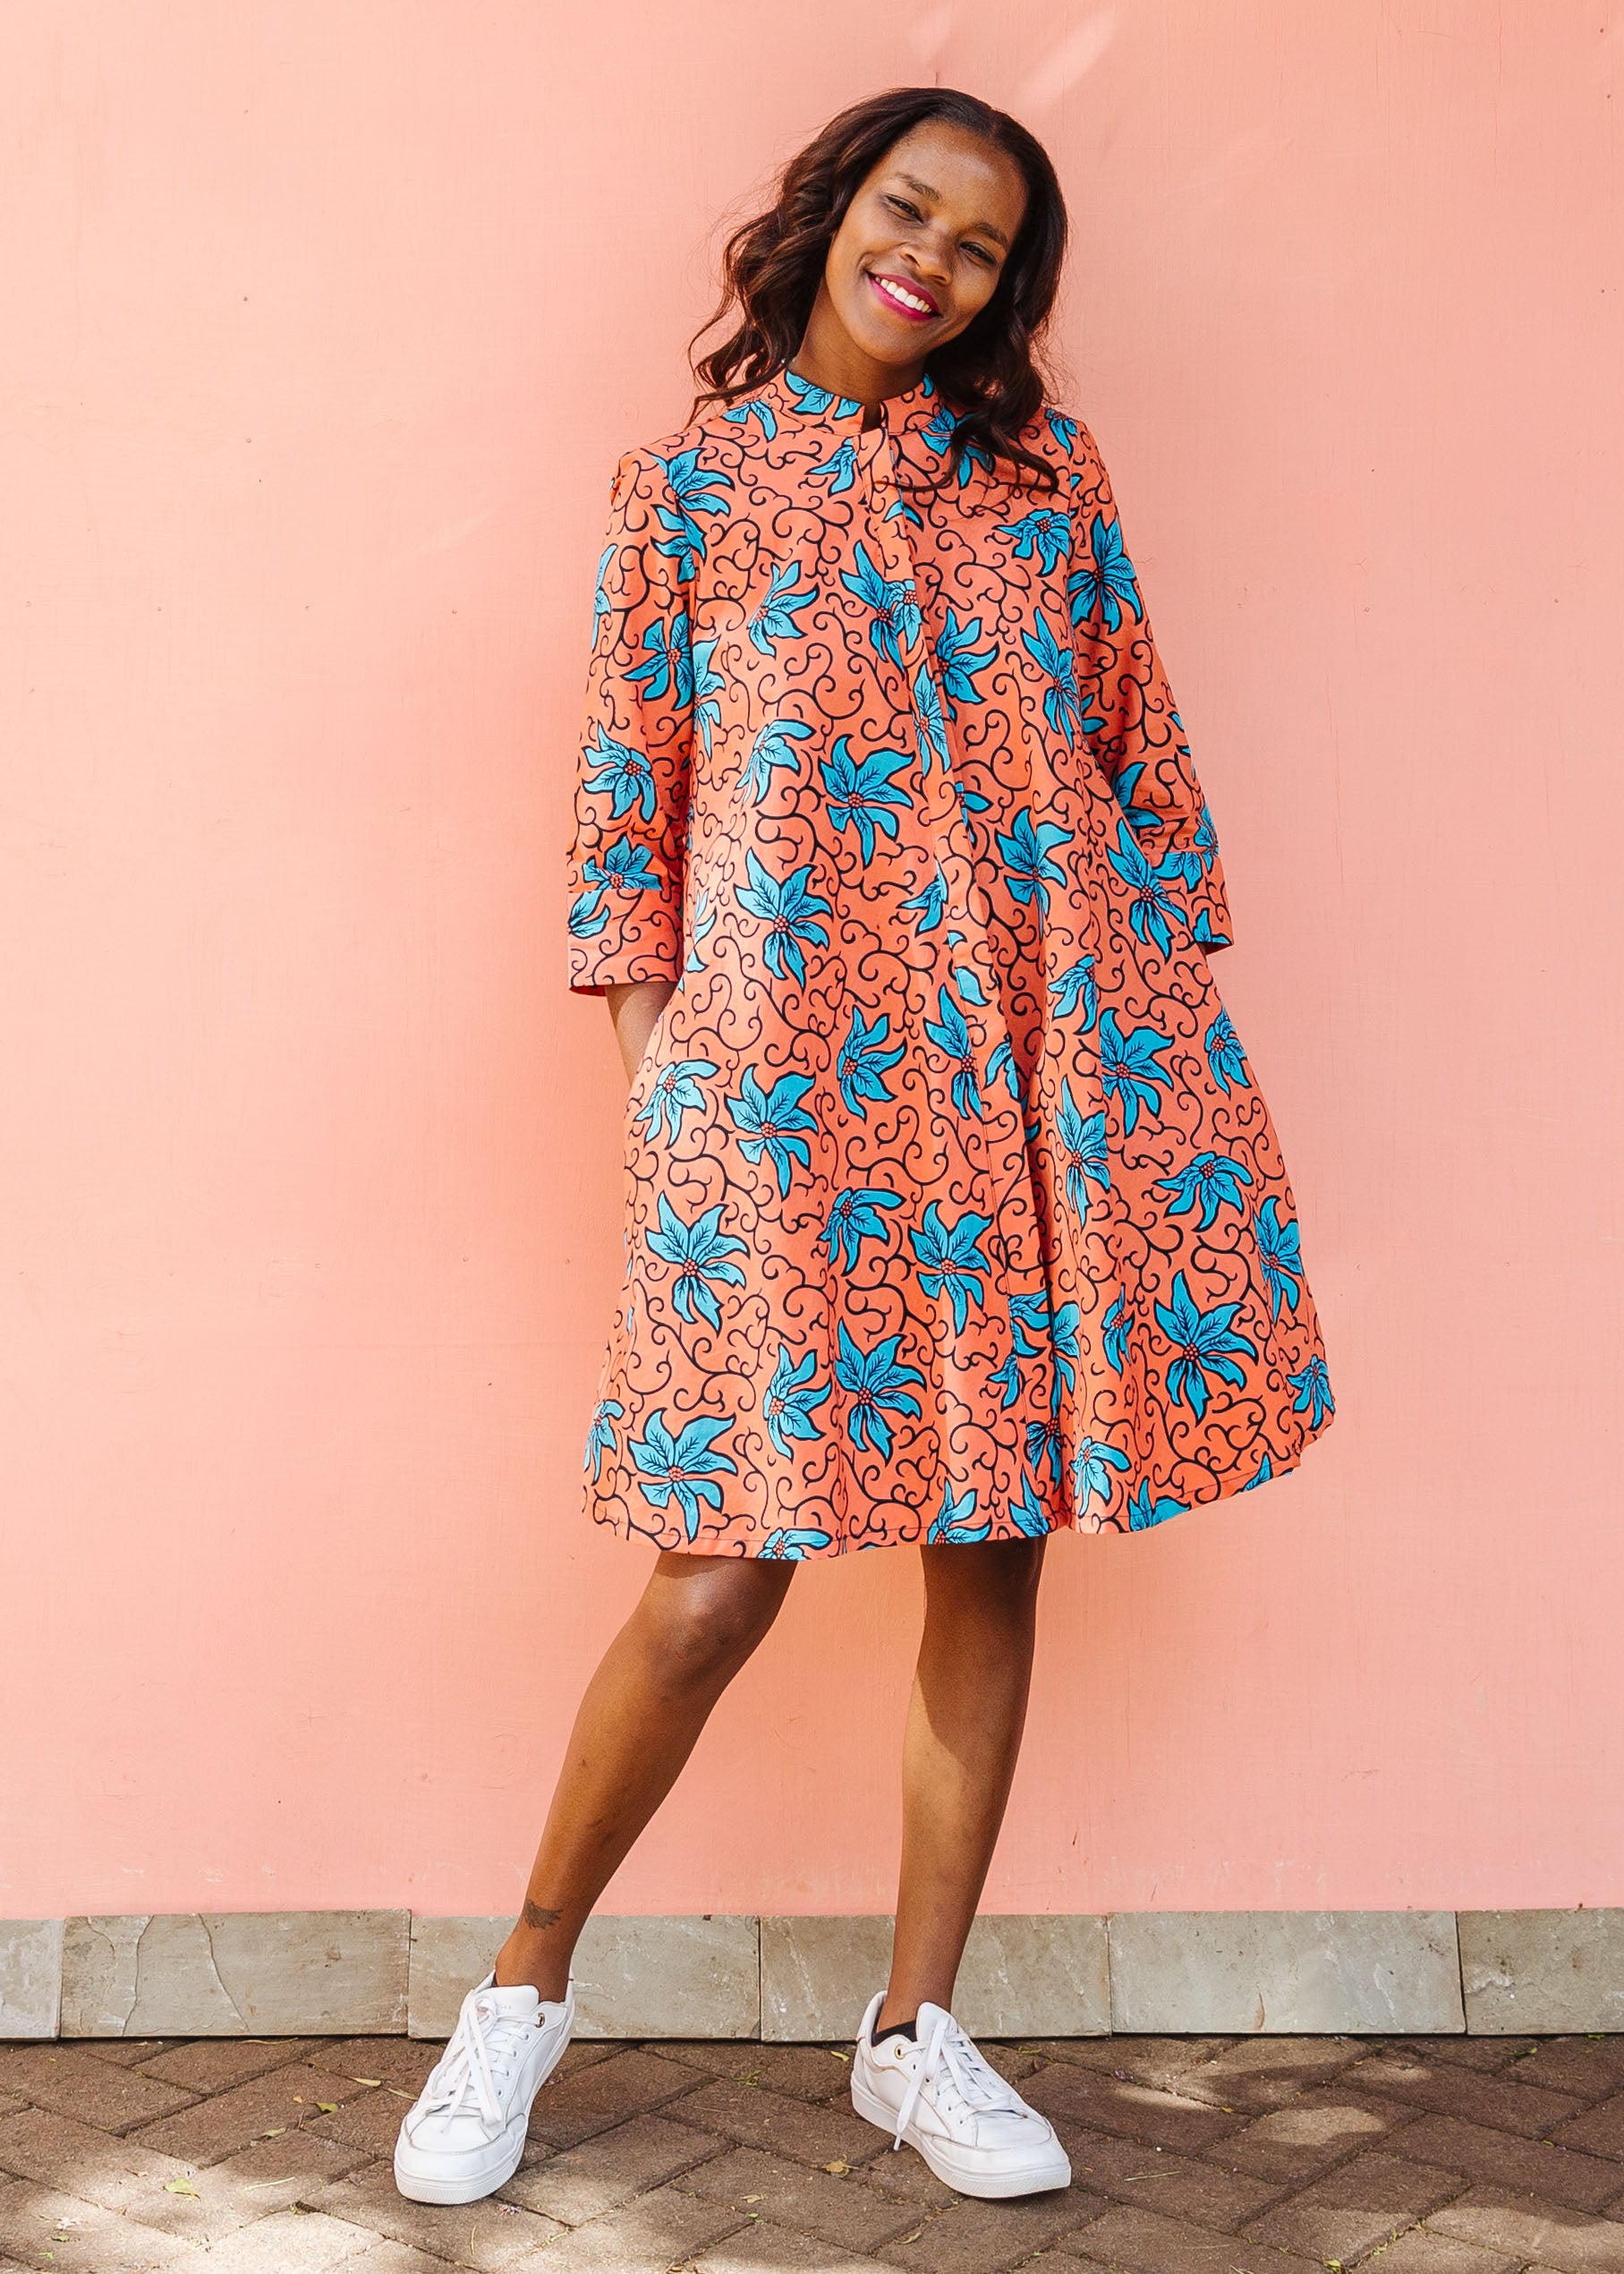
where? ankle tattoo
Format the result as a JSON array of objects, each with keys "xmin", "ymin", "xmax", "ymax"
[{"xmin": 521, "ymin": 1901, "xmax": 564, "ymax": 1933}]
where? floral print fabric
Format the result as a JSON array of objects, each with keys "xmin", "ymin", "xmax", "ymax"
[{"xmin": 568, "ymin": 362, "xmax": 1333, "ymax": 1556}]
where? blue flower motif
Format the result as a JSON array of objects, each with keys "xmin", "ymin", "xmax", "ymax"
[
  {"xmin": 1011, "ymin": 1469, "xmax": 1052, "ymax": 1537},
  {"xmin": 1154, "ymin": 1149, "xmax": 1254, "ymax": 1232},
  {"xmin": 1098, "ymin": 1008, "xmax": 1173, "ymax": 1135},
  {"xmin": 1048, "ymin": 952, "xmax": 1099, "ymax": 1028},
  {"xmin": 901, "ymin": 862, "xmax": 948, "ymax": 934},
  {"xmin": 581, "ymin": 723, "xmax": 657, "ymax": 823},
  {"xmin": 1067, "ymin": 512, "xmax": 1144, "ymax": 632},
  {"xmin": 997, "ymin": 507, "xmax": 1070, "ymax": 572},
  {"xmin": 633, "ymin": 1055, "xmax": 717, "ymax": 1146},
  {"xmin": 836, "ymin": 1323, "xmax": 924, "ymax": 1457},
  {"xmin": 988, "ymin": 1037, "xmax": 1022, "ymax": 1103},
  {"xmin": 628, "ymin": 1407, "xmax": 738, "ymax": 1543},
  {"xmin": 1288, "ymin": 1356, "xmax": 1335, "ymax": 1429},
  {"xmin": 1204, "ymin": 1008, "xmax": 1251, "ymax": 1095},
  {"xmin": 761, "ymin": 1344, "xmax": 831, "ymax": 1457},
  {"xmin": 1161, "ymin": 801, "xmax": 1219, "ymax": 889},
  {"xmin": 734, "ymin": 850, "xmax": 830, "ymax": 986},
  {"xmin": 997, "ymin": 808, "xmax": 1073, "ymax": 923},
  {"xmin": 841, "ymin": 541, "xmax": 922, "ymax": 669},
  {"xmin": 911, "ymin": 1201, "xmax": 993, "ymax": 1333},
  {"xmin": 684, "ymin": 883, "xmax": 717, "ymax": 974},
  {"xmin": 837, "ymin": 1004, "xmax": 904, "ymax": 1118},
  {"xmin": 585, "ymin": 1397, "xmax": 622, "ymax": 1481},
  {"xmin": 1254, "ymin": 1197, "xmax": 1303, "ymax": 1316},
  {"xmin": 748, "ymin": 562, "xmax": 819, "ymax": 654},
  {"xmin": 719, "ymin": 394, "xmax": 778, "ymax": 440},
  {"xmin": 1050, "ymin": 1300, "xmax": 1080, "ymax": 1402},
  {"xmin": 1059, "ymin": 1080, "xmax": 1110, "ymax": 1216},
  {"xmin": 581, "ymin": 838, "xmax": 660, "ymax": 899},
  {"xmin": 820, "ymin": 1185, "xmax": 903, "ymax": 1272},
  {"xmin": 651, "ymin": 447, "xmax": 734, "ymax": 582},
  {"xmin": 692, "ymin": 635, "xmax": 725, "ymax": 756},
  {"xmin": 808, "ymin": 435, "xmax": 860, "ymax": 494},
  {"xmin": 928, "ymin": 1478, "xmax": 991, "ymax": 1544},
  {"xmin": 1026, "ymin": 1417, "xmax": 1063, "ymax": 1486},
  {"xmin": 1108, "ymin": 821, "xmax": 1185, "ymax": 957},
  {"xmin": 726, "ymin": 1066, "xmax": 818, "ymax": 1197},
  {"xmin": 646, "ymin": 1194, "xmax": 748, "ymax": 1329},
  {"xmin": 744, "ymin": 716, "xmax": 813, "ymax": 804},
  {"xmin": 1020, "ymin": 612, "xmax": 1102, "ymax": 748},
  {"xmin": 568, "ymin": 885, "xmax": 609, "ymax": 938},
  {"xmin": 1240, "ymin": 1450, "xmax": 1274, "ymax": 1491},
  {"xmin": 924, "ymin": 985, "xmax": 983, "ymax": 1119},
  {"xmin": 591, "ymin": 545, "xmax": 616, "ymax": 642},
  {"xmin": 1110, "ymin": 761, "xmax": 1162, "ymax": 836},
  {"xmin": 625, "ymin": 609, "xmax": 693, "ymax": 705},
  {"xmin": 1101, "ymin": 1292, "xmax": 1133, "ymax": 1374},
  {"xmin": 1155, "ymin": 1271, "xmax": 1260, "ymax": 1422},
  {"xmin": 935, "ymin": 609, "xmax": 995, "ymax": 714},
  {"xmin": 913, "ymin": 661, "xmax": 949, "ymax": 772},
  {"xmin": 783, "ymin": 369, "xmax": 863, "ymax": 417},
  {"xmin": 819, "ymin": 737, "xmax": 914, "ymax": 862},
  {"xmin": 1009, "ymin": 1291, "xmax": 1050, "ymax": 1354},
  {"xmin": 1046, "ymin": 407, "xmax": 1079, "ymax": 454},
  {"xmin": 1127, "ymin": 1479, "xmax": 1186, "ymax": 1530},
  {"xmin": 759, "ymin": 1526, "xmax": 833, "ymax": 1559},
  {"xmin": 1072, "ymin": 1434, "xmax": 1131, "ymax": 1519}
]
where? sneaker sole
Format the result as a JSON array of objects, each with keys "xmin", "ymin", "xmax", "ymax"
[{"xmin": 851, "ymin": 2073, "xmax": 1073, "ymax": 2200}]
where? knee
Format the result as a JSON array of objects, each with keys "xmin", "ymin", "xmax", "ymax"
[
  {"xmin": 639, "ymin": 1563, "xmax": 787, "ymax": 1688},
  {"xmin": 925, "ymin": 1537, "xmax": 1046, "ymax": 1629}
]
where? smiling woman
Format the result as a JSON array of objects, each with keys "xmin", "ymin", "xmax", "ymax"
[{"xmin": 394, "ymin": 85, "xmax": 1332, "ymax": 2216}]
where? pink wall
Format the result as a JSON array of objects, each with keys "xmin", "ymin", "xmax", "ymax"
[{"xmin": 4, "ymin": 3, "xmax": 1620, "ymax": 1921}]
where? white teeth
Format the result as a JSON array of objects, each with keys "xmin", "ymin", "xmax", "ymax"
[{"xmin": 877, "ymin": 275, "xmax": 932, "ymax": 314}]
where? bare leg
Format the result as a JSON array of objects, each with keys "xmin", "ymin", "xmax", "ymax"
[
  {"xmin": 878, "ymin": 1536, "xmax": 1046, "ymax": 2029},
  {"xmin": 494, "ymin": 1550, "xmax": 795, "ymax": 1997}
]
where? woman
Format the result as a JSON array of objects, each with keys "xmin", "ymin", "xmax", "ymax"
[{"xmin": 395, "ymin": 85, "xmax": 1333, "ymax": 2210}]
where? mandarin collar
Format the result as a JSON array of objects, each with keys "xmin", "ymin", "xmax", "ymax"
[{"xmin": 760, "ymin": 361, "xmax": 947, "ymax": 441}]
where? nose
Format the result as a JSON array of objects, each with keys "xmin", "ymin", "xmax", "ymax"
[{"xmin": 902, "ymin": 229, "xmax": 954, "ymax": 290}]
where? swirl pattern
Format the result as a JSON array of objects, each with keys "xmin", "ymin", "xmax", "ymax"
[{"xmin": 566, "ymin": 363, "xmax": 1333, "ymax": 1555}]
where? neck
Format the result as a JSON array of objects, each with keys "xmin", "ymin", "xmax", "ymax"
[{"xmin": 793, "ymin": 287, "xmax": 926, "ymax": 419}]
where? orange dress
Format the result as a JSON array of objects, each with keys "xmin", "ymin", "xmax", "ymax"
[{"xmin": 567, "ymin": 363, "xmax": 1333, "ymax": 1556}]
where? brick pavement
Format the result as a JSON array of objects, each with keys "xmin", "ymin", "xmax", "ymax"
[{"xmin": 0, "ymin": 2029, "xmax": 1620, "ymax": 2271}]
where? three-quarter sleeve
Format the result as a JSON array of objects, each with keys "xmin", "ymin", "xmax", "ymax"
[
  {"xmin": 566, "ymin": 447, "xmax": 695, "ymax": 993},
  {"xmin": 1066, "ymin": 421, "xmax": 1235, "ymax": 951}
]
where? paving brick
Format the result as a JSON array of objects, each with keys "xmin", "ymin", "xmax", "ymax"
[
  {"xmin": 1552, "ymin": 2091, "xmax": 1624, "ymax": 2162},
  {"xmin": 1049, "ymin": 2200, "xmax": 1325, "ymax": 2272},
  {"xmin": 1389, "ymin": 2037, "xmax": 1539, "ymax": 2074},
  {"xmin": 1020, "ymin": 2063, "xmax": 1246, "ymax": 2154},
  {"xmin": 1241, "ymin": 2147, "xmax": 1467, "ymax": 2261},
  {"xmin": 1394, "ymin": 2108, "xmax": 1624, "ymax": 2210},
  {"xmin": 1335, "ymin": 2227, "xmax": 1523, "ymax": 2272},
  {"xmin": 68, "ymin": 2042, "xmax": 173, "ymax": 2070},
  {"xmin": 1215, "ymin": 2075, "xmax": 1424, "ymax": 2183},
  {"xmin": 305, "ymin": 2158, "xmax": 564, "ymax": 2266},
  {"xmin": 132, "ymin": 2037, "xmax": 329, "ymax": 2093},
  {"xmin": 874, "ymin": 2185, "xmax": 1104, "ymax": 2270},
  {"xmin": 314, "ymin": 2040, "xmax": 452, "ymax": 2095},
  {"xmin": 523, "ymin": 2048, "xmax": 704, "ymax": 2150},
  {"xmin": 0, "ymin": 2106, "xmax": 198, "ymax": 2209},
  {"xmin": 0, "ymin": 2179, "xmax": 197, "ymax": 2270},
  {"xmin": 185, "ymin": 2203, "xmax": 381, "ymax": 2270},
  {"xmin": 1170, "ymin": 2034, "xmax": 1369, "ymax": 2112},
  {"xmin": 660, "ymin": 2042, "xmax": 858, "ymax": 2101},
  {"xmin": 500, "ymin": 2111, "xmax": 724, "ymax": 2223},
  {"xmin": 0, "ymin": 2047, "xmax": 196, "ymax": 2136},
  {"xmin": 101, "ymin": 2125, "xmax": 371, "ymax": 2248},
  {"xmin": 1509, "ymin": 2039, "xmax": 1624, "ymax": 2099},
  {"xmin": 1054, "ymin": 2119, "xmax": 1284, "ymax": 2227},
  {"xmin": 1341, "ymin": 2050, "xmax": 1587, "ymax": 2137},
  {"xmin": 676, "ymin": 2143, "xmax": 921, "ymax": 2253},
  {"xmin": 307, "ymin": 2083, "xmax": 414, "ymax": 2161},
  {"xmin": 1021, "ymin": 2037, "xmax": 1237, "ymax": 2086},
  {"xmin": 508, "ymin": 2181, "xmax": 743, "ymax": 2271},
  {"xmin": 674, "ymin": 2078, "xmax": 885, "ymax": 2170},
  {"xmin": 343, "ymin": 2246, "xmax": 453, "ymax": 2274},
  {"xmin": 1425, "ymin": 2183, "xmax": 1624, "ymax": 2270},
  {"xmin": 697, "ymin": 2224, "xmax": 884, "ymax": 2272},
  {"xmin": 123, "ymin": 2060, "xmax": 375, "ymax": 2166}
]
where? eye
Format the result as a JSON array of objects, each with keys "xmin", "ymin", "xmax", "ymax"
[
  {"xmin": 885, "ymin": 194, "xmax": 923, "ymax": 221},
  {"xmin": 963, "ymin": 241, "xmax": 998, "ymax": 268}
]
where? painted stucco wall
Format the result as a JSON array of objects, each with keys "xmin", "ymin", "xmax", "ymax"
[{"xmin": 4, "ymin": 2, "xmax": 1620, "ymax": 1919}]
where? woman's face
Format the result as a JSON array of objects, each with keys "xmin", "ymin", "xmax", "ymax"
[{"xmin": 820, "ymin": 121, "xmax": 1029, "ymax": 375}]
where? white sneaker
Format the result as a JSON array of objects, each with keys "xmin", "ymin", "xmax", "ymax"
[
  {"xmin": 394, "ymin": 1969, "xmax": 574, "ymax": 2204},
  {"xmin": 850, "ymin": 1989, "xmax": 1072, "ymax": 2199}
]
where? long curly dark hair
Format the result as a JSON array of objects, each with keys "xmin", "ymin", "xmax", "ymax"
[{"xmin": 689, "ymin": 88, "xmax": 1069, "ymax": 494}]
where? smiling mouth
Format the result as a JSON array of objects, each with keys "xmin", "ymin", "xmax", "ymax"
[{"xmin": 866, "ymin": 269, "xmax": 939, "ymax": 321}]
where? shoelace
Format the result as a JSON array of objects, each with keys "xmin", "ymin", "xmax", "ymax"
[
  {"xmin": 885, "ymin": 2009, "xmax": 1029, "ymax": 2151},
  {"xmin": 422, "ymin": 1991, "xmax": 530, "ymax": 2132}
]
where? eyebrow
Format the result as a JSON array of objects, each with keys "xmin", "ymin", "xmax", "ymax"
[{"xmin": 894, "ymin": 171, "xmax": 1012, "ymax": 251}]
